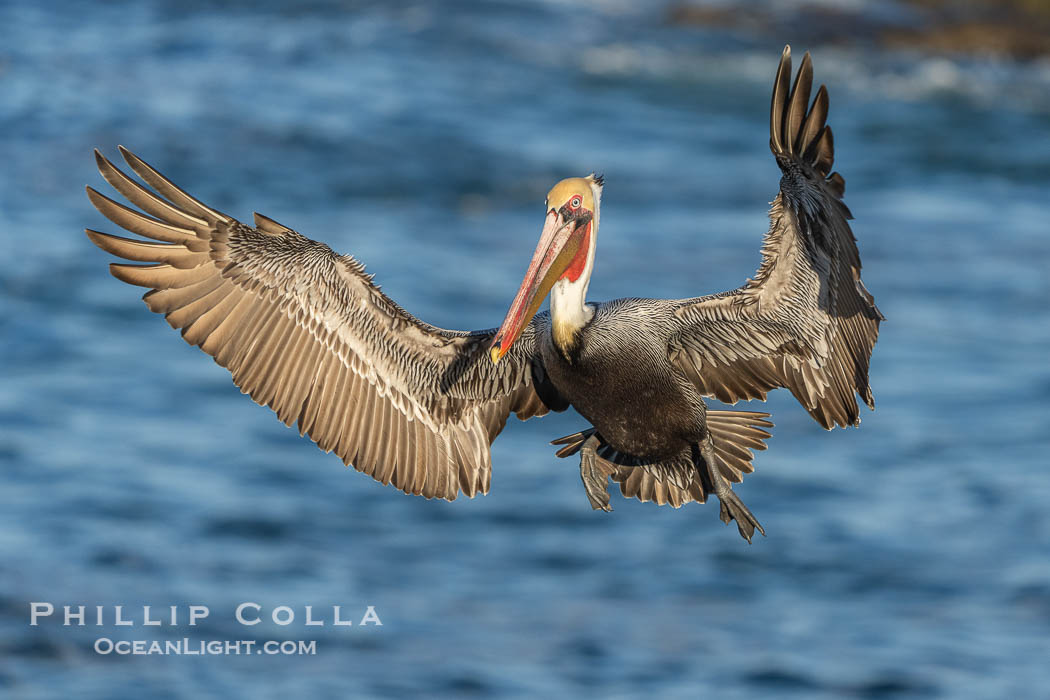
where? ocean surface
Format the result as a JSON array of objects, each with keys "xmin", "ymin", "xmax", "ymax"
[{"xmin": 2, "ymin": 1, "xmax": 1049, "ymax": 698}]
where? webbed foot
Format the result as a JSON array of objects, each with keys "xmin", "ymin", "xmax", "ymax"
[
  {"xmin": 717, "ymin": 487, "xmax": 765, "ymax": 543},
  {"xmin": 700, "ymin": 436, "xmax": 765, "ymax": 543},
  {"xmin": 579, "ymin": 434, "xmax": 612, "ymax": 512}
]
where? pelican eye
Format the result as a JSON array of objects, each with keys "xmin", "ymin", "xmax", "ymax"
[{"xmin": 570, "ymin": 196, "xmax": 582, "ymax": 209}]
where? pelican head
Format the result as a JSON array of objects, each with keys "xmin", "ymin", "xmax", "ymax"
[{"xmin": 490, "ymin": 174, "xmax": 603, "ymax": 363}]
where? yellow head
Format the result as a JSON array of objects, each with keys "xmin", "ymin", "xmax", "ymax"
[
  {"xmin": 544, "ymin": 175, "xmax": 602, "ymax": 218},
  {"xmin": 490, "ymin": 174, "xmax": 603, "ymax": 363}
]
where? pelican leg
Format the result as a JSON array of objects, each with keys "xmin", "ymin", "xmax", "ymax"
[
  {"xmin": 579, "ymin": 434, "xmax": 613, "ymax": 512},
  {"xmin": 700, "ymin": 436, "xmax": 765, "ymax": 542}
]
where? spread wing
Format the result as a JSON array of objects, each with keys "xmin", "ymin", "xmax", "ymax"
[
  {"xmin": 669, "ymin": 46, "xmax": 883, "ymax": 429},
  {"xmin": 85, "ymin": 147, "xmax": 562, "ymax": 500}
]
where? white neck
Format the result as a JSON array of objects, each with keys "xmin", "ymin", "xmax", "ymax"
[
  {"xmin": 551, "ymin": 180, "xmax": 600, "ymax": 353},
  {"xmin": 551, "ymin": 276, "xmax": 592, "ymax": 333}
]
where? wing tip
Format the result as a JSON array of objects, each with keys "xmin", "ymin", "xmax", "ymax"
[
  {"xmin": 769, "ymin": 45, "xmax": 839, "ymax": 181},
  {"xmin": 108, "ymin": 261, "xmax": 139, "ymax": 284},
  {"xmin": 84, "ymin": 228, "xmax": 108, "ymax": 248}
]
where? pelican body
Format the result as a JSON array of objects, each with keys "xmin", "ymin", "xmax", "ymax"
[
  {"xmin": 85, "ymin": 47, "xmax": 881, "ymax": 541},
  {"xmin": 543, "ymin": 298, "xmax": 710, "ymax": 459}
]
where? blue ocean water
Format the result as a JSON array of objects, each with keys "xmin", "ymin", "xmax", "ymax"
[{"xmin": 2, "ymin": 1, "xmax": 1049, "ymax": 697}]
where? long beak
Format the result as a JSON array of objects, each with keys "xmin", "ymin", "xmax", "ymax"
[{"xmin": 490, "ymin": 210, "xmax": 584, "ymax": 363}]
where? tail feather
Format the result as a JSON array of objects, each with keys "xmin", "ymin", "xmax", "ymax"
[
  {"xmin": 549, "ymin": 410, "xmax": 774, "ymax": 506},
  {"xmin": 707, "ymin": 410, "xmax": 773, "ymax": 484}
]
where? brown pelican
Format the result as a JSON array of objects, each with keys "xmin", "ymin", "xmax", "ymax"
[{"xmin": 85, "ymin": 46, "xmax": 881, "ymax": 541}]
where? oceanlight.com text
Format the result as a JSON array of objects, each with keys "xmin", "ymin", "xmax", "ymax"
[{"xmin": 94, "ymin": 638, "xmax": 317, "ymax": 656}]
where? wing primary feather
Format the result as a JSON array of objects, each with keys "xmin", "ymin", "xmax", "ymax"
[
  {"xmin": 770, "ymin": 45, "xmax": 792, "ymax": 154},
  {"xmin": 87, "ymin": 186, "xmax": 202, "ymax": 245},
  {"xmin": 799, "ymin": 85, "xmax": 828, "ymax": 159},
  {"xmin": 94, "ymin": 150, "xmax": 210, "ymax": 232},
  {"xmin": 814, "ymin": 126, "xmax": 835, "ymax": 176},
  {"xmin": 785, "ymin": 51, "xmax": 813, "ymax": 155},
  {"xmin": 109, "ymin": 262, "xmax": 212, "ymax": 289},
  {"xmin": 86, "ymin": 230, "xmax": 208, "ymax": 269},
  {"xmin": 118, "ymin": 146, "xmax": 229, "ymax": 224}
]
